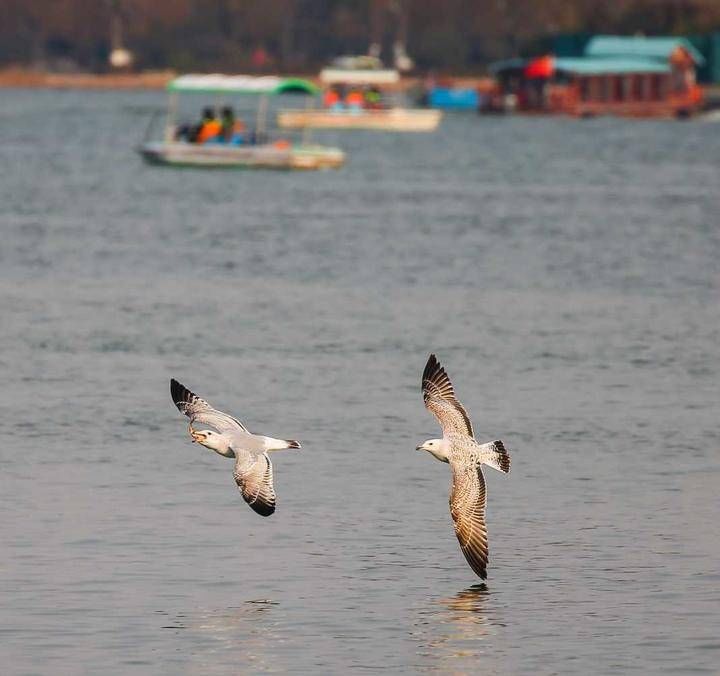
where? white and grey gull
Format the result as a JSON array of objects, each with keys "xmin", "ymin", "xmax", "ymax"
[
  {"xmin": 416, "ymin": 354, "xmax": 510, "ymax": 580},
  {"xmin": 170, "ymin": 378, "xmax": 300, "ymax": 516}
]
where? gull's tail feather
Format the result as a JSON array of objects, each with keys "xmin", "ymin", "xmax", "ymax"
[
  {"xmin": 481, "ymin": 440, "xmax": 510, "ymax": 474},
  {"xmin": 264, "ymin": 437, "xmax": 302, "ymax": 451}
]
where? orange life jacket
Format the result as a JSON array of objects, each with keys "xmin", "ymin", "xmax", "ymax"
[
  {"xmin": 324, "ymin": 90, "xmax": 340, "ymax": 107},
  {"xmin": 197, "ymin": 119, "xmax": 222, "ymax": 143},
  {"xmin": 345, "ymin": 91, "xmax": 364, "ymax": 107}
]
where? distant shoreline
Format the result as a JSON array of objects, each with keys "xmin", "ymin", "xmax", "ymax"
[
  {"xmin": 0, "ymin": 68, "xmax": 176, "ymax": 89},
  {"xmin": 2, "ymin": 68, "xmax": 717, "ymax": 113},
  {"xmin": 0, "ymin": 68, "xmax": 494, "ymax": 92}
]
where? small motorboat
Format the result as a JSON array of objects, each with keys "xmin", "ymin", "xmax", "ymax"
[{"xmin": 138, "ymin": 74, "xmax": 346, "ymax": 170}]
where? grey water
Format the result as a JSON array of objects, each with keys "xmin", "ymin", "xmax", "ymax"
[{"xmin": 0, "ymin": 89, "xmax": 718, "ymax": 675}]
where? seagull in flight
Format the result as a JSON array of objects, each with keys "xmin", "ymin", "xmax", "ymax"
[
  {"xmin": 416, "ymin": 355, "xmax": 510, "ymax": 580},
  {"xmin": 170, "ymin": 379, "xmax": 301, "ymax": 517}
]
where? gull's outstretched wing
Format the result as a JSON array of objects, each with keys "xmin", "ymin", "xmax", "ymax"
[
  {"xmin": 170, "ymin": 379, "xmax": 249, "ymax": 434},
  {"xmin": 449, "ymin": 460, "xmax": 488, "ymax": 580},
  {"xmin": 234, "ymin": 453, "xmax": 276, "ymax": 517},
  {"xmin": 422, "ymin": 354, "xmax": 474, "ymax": 438}
]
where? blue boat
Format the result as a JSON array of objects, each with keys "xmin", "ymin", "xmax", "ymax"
[{"xmin": 427, "ymin": 87, "xmax": 479, "ymax": 110}]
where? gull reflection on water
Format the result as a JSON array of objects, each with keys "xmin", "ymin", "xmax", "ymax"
[
  {"xmin": 413, "ymin": 584, "xmax": 500, "ymax": 670},
  {"xmin": 160, "ymin": 600, "xmax": 282, "ymax": 674}
]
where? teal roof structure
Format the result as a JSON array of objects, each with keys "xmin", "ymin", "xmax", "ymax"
[
  {"xmin": 167, "ymin": 74, "xmax": 319, "ymax": 95},
  {"xmin": 487, "ymin": 58, "xmax": 527, "ymax": 74},
  {"xmin": 489, "ymin": 34, "xmax": 707, "ymax": 79},
  {"xmin": 553, "ymin": 56, "xmax": 670, "ymax": 75},
  {"xmin": 585, "ymin": 36, "xmax": 705, "ymax": 65}
]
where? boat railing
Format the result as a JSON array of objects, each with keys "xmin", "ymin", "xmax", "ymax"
[{"xmin": 165, "ymin": 122, "xmax": 296, "ymax": 148}]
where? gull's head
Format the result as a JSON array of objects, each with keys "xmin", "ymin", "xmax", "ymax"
[
  {"xmin": 416, "ymin": 438, "xmax": 449, "ymax": 462},
  {"xmin": 190, "ymin": 428, "xmax": 234, "ymax": 458}
]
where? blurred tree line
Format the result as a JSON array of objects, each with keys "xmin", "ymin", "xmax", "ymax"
[{"xmin": 1, "ymin": 0, "xmax": 719, "ymax": 72}]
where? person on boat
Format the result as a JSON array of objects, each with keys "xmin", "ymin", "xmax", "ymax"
[
  {"xmin": 364, "ymin": 86, "xmax": 382, "ymax": 109},
  {"xmin": 195, "ymin": 107, "xmax": 222, "ymax": 144},
  {"xmin": 345, "ymin": 88, "xmax": 364, "ymax": 112},
  {"xmin": 220, "ymin": 106, "xmax": 236, "ymax": 142},
  {"xmin": 323, "ymin": 86, "xmax": 343, "ymax": 110},
  {"xmin": 175, "ymin": 123, "xmax": 191, "ymax": 141},
  {"xmin": 229, "ymin": 118, "xmax": 247, "ymax": 146},
  {"xmin": 365, "ymin": 85, "xmax": 383, "ymax": 110}
]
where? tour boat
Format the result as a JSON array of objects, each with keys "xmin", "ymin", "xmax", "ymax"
[
  {"xmin": 138, "ymin": 74, "xmax": 346, "ymax": 170},
  {"xmin": 277, "ymin": 68, "xmax": 441, "ymax": 132}
]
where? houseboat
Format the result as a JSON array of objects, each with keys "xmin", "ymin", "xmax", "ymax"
[{"xmin": 488, "ymin": 36, "xmax": 704, "ymax": 118}]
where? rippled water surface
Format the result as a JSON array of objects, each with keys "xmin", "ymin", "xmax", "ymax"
[{"xmin": 1, "ymin": 90, "xmax": 719, "ymax": 674}]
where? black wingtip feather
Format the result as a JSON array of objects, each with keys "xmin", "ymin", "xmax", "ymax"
[
  {"xmin": 250, "ymin": 502, "xmax": 275, "ymax": 517},
  {"xmin": 170, "ymin": 378, "xmax": 183, "ymax": 400},
  {"xmin": 170, "ymin": 378, "xmax": 195, "ymax": 403},
  {"xmin": 170, "ymin": 378, "xmax": 196, "ymax": 414},
  {"xmin": 170, "ymin": 379, "xmax": 180, "ymax": 406},
  {"xmin": 422, "ymin": 353, "xmax": 446, "ymax": 397},
  {"xmin": 422, "ymin": 353, "xmax": 440, "ymax": 382},
  {"xmin": 461, "ymin": 548, "xmax": 488, "ymax": 580},
  {"xmin": 423, "ymin": 353, "xmax": 450, "ymax": 386}
]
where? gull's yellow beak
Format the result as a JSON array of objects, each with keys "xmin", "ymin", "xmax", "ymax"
[{"xmin": 189, "ymin": 424, "xmax": 205, "ymax": 444}]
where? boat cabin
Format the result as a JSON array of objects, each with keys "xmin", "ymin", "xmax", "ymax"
[
  {"xmin": 163, "ymin": 74, "xmax": 319, "ymax": 144},
  {"xmin": 318, "ymin": 68, "xmax": 401, "ymax": 111},
  {"xmin": 277, "ymin": 67, "xmax": 441, "ymax": 131}
]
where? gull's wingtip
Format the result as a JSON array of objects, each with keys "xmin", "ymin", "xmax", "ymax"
[
  {"xmin": 170, "ymin": 378, "xmax": 182, "ymax": 401},
  {"xmin": 170, "ymin": 378, "xmax": 191, "ymax": 412},
  {"xmin": 424, "ymin": 353, "xmax": 441, "ymax": 372},
  {"xmin": 422, "ymin": 353, "xmax": 444, "ymax": 389},
  {"xmin": 285, "ymin": 439, "xmax": 302, "ymax": 450},
  {"xmin": 249, "ymin": 501, "xmax": 276, "ymax": 517}
]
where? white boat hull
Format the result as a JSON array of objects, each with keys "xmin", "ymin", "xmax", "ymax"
[
  {"xmin": 138, "ymin": 141, "xmax": 345, "ymax": 170},
  {"xmin": 277, "ymin": 108, "xmax": 442, "ymax": 132}
]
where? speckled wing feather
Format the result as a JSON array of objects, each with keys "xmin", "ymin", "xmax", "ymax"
[
  {"xmin": 449, "ymin": 460, "xmax": 488, "ymax": 580},
  {"xmin": 170, "ymin": 379, "xmax": 249, "ymax": 434},
  {"xmin": 234, "ymin": 453, "xmax": 276, "ymax": 517},
  {"xmin": 422, "ymin": 354, "xmax": 474, "ymax": 438}
]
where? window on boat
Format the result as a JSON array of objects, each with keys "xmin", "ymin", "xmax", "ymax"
[
  {"xmin": 631, "ymin": 75, "xmax": 643, "ymax": 101},
  {"xmin": 579, "ymin": 77, "xmax": 590, "ymax": 102}
]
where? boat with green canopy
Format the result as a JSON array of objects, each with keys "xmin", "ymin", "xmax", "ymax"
[{"xmin": 138, "ymin": 74, "xmax": 346, "ymax": 170}]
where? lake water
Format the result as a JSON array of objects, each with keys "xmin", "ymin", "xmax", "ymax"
[{"xmin": 0, "ymin": 89, "xmax": 718, "ymax": 675}]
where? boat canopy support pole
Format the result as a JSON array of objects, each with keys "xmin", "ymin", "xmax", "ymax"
[
  {"xmin": 165, "ymin": 92, "xmax": 178, "ymax": 143},
  {"xmin": 301, "ymin": 95, "xmax": 314, "ymax": 145},
  {"xmin": 256, "ymin": 94, "xmax": 268, "ymax": 141}
]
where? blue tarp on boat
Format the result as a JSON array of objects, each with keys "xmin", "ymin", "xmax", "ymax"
[{"xmin": 428, "ymin": 87, "xmax": 479, "ymax": 110}]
